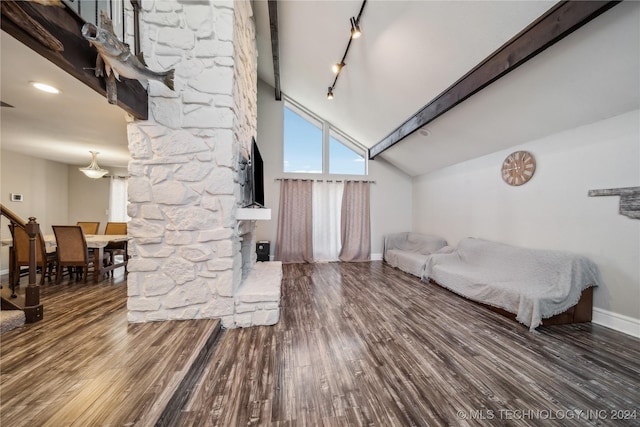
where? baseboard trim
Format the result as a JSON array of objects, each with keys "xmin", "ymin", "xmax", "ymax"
[
  {"xmin": 592, "ymin": 308, "xmax": 640, "ymax": 338},
  {"xmin": 0, "ymin": 268, "xmax": 8, "ymax": 276},
  {"xmin": 267, "ymin": 255, "xmax": 384, "ymax": 262}
]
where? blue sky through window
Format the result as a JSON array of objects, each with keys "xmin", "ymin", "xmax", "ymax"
[
  {"xmin": 284, "ymin": 104, "xmax": 366, "ymax": 175},
  {"xmin": 283, "ymin": 107, "xmax": 322, "ymax": 173},
  {"xmin": 329, "ymin": 135, "xmax": 365, "ymax": 175}
]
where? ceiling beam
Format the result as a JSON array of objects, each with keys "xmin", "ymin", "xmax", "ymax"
[
  {"xmin": 268, "ymin": 0, "xmax": 282, "ymax": 101},
  {"xmin": 369, "ymin": 0, "xmax": 621, "ymax": 160},
  {"xmin": 1, "ymin": 1, "xmax": 148, "ymax": 120}
]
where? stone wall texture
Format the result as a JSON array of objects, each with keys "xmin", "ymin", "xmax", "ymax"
[{"xmin": 126, "ymin": 0, "xmax": 266, "ymax": 328}]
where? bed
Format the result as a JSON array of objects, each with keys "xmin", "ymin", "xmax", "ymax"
[{"xmin": 422, "ymin": 238, "xmax": 600, "ymax": 331}]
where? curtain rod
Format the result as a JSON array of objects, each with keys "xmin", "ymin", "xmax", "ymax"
[{"xmin": 275, "ymin": 178, "xmax": 375, "ymax": 184}]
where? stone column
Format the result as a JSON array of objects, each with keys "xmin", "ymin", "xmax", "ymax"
[{"xmin": 126, "ymin": 0, "xmax": 257, "ymax": 328}]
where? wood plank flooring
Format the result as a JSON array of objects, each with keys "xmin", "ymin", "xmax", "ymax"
[
  {"xmin": 179, "ymin": 262, "xmax": 640, "ymax": 426},
  {"xmin": 0, "ymin": 271, "xmax": 221, "ymax": 427},
  {"xmin": 2, "ymin": 262, "xmax": 638, "ymax": 426}
]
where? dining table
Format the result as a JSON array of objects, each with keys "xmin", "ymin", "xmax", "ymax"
[{"xmin": 2, "ymin": 234, "xmax": 129, "ymax": 284}]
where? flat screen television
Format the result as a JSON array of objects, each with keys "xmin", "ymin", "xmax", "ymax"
[{"xmin": 243, "ymin": 137, "xmax": 264, "ymax": 208}]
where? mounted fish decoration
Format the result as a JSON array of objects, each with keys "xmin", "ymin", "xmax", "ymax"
[{"xmin": 82, "ymin": 22, "xmax": 175, "ymax": 91}]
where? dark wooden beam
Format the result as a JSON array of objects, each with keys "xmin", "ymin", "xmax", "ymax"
[
  {"xmin": 268, "ymin": 0, "xmax": 282, "ymax": 101},
  {"xmin": 588, "ymin": 187, "xmax": 640, "ymax": 219},
  {"xmin": 1, "ymin": 1, "xmax": 148, "ymax": 119},
  {"xmin": 369, "ymin": 0, "xmax": 621, "ymax": 159}
]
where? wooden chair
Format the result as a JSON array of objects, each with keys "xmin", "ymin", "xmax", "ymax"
[
  {"xmin": 53, "ymin": 225, "xmax": 103, "ymax": 284},
  {"xmin": 103, "ymin": 222, "xmax": 128, "ymax": 274},
  {"xmin": 76, "ymin": 221, "xmax": 100, "ymax": 235},
  {"xmin": 9, "ymin": 224, "xmax": 57, "ymax": 286},
  {"xmin": 104, "ymin": 222, "xmax": 127, "ymax": 235},
  {"xmin": 76, "ymin": 221, "xmax": 100, "ymax": 262}
]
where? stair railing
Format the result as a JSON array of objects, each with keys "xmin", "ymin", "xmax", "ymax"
[
  {"xmin": 62, "ymin": 0, "xmax": 141, "ymax": 55},
  {"xmin": 1, "ymin": 204, "xmax": 43, "ymax": 322}
]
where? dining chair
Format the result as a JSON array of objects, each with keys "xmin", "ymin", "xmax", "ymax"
[
  {"xmin": 103, "ymin": 222, "xmax": 128, "ymax": 274},
  {"xmin": 104, "ymin": 222, "xmax": 127, "ymax": 235},
  {"xmin": 53, "ymin": 225, "xmax": 104, "ymax": 284},
  {"xmin": 76, "ymin": 221, "xmax": 100, "ymax": 235},
  {"xmin": 9, "ymin": 224, "xmax": 57, "ymax": 286},
  {"xmin": 76, "ymin": 221, "xmax": 100, "ymax": 265}
]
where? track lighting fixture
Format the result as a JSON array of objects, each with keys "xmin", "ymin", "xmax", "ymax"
[
  {"xmin": 350, "ymin": 17, "xmax": 361, "ymax": 39},
  {"xmin": 327, "ymin": 87, "xmax": 334, "ymax": 100},
  {"xmin": 325, "ymin": 0, "xmax": 367, "ymax": 100}
]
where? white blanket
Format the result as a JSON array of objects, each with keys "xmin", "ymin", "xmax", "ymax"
[
  {"xmin": 422, "ymin": 238, "xmax": 601, "ymax": 331},
  {"xmin": 384, "ymin": 233, "xmax": 448, "ymax": 276}
]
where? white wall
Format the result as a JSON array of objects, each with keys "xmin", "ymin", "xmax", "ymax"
[
  {"xmin": 67, "ymin": 166, "xmax": 110, "ymax": 232},
  {"xmin": 1, "ymin": 150, "xmax": 70, "ymax": 234},
  {"xmin": 0, "ymin": 151, "xmax": 126, "ymax": 272},
  {"xmin": 0, "ymin": 150, "xmax": 70, "ymax": 270},
  {"xmin": 256, "ymin": 80, "xmax": 413, "ymax": 258},
  {"xmin": 413, "ymin": 110, "xmax": 640, "ymax": 325}
]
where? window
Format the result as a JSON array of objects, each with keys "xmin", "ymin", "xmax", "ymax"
[
  {"xmin": 329, "ymin": 131, "xmax": 366, "ymax": 175},
  {"xmin": 283, "ymin": 106, "xmax": 323, "ymax": 173},
  {"xmin": 109, "ymin": 177, "xmax": 130, "ymax": 222},
  {"xmin": 284, "ymin": 101, "xmax": 367, "ymax": 175}
]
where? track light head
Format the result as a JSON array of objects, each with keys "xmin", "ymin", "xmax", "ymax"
[
  {"xmin": 332, "ymin": 62, "xmax": 344, "ymax": 74},
  {"xmin": 350, "ymin": 17, "xmax": 361, "ymax": 39},
  {"xmin": 327, "ymin": 87, "xmax": 334, "ymax": 100}
]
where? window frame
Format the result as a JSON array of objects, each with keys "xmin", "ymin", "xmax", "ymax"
[{"xmin": 283, "ymin": 97, "xmax": 368, "ymax": 176}]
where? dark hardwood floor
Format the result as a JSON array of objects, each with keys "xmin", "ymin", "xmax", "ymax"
[
  {"xmin": 0, "ymin": 270, "xmax": 221, "ymax": 426},
  {"xmin": 179, "ymin": 262, "xmax": 640, "ymax": 426},
  {"xmin": 2, "ymin": 262, "xmax": 638, "ymax": 426}
]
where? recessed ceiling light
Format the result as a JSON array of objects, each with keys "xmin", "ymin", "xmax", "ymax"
[
  {"xmin": 419, "ymin": 129, "xmax": 431, "ymax": 137},
  {"xmin": 31, "ymin": 82, "xmax": 60, "ymax": 94}
]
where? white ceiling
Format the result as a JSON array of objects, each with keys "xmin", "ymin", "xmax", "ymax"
[
  {"xmin": 1, "ymin": 30, "xmax": 130, "ymax": 168},
  {"xmin": 255, "ymin": 0, "xmax": 640, "ymax": 177},
  {"xmin": 1, "ymin": 1, "xmax": 638, "ymax": 177}
]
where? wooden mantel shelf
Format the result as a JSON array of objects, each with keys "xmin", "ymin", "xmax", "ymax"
[
  {"xmin": 237, "ymin": 208, "xmax": 271, "ymax": 221},
  {"xmin": 588, "ymin": 186, "xmax": 640, "ymax": 219}
]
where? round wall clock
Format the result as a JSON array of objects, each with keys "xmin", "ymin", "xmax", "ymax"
[{"xmin": 501, "ymin": 150, "xmax": 536, "ymax": 186}]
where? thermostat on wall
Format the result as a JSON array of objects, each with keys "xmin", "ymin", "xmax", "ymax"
[{"xmin": 10, "ymin": 193, "xmax": 23, "ymax": 202}]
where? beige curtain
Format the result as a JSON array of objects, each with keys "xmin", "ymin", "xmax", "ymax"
[
  {"xmin": 339, "ymin": 181, "xmax": 371, "ymax": 262},
  {"xmin": 275, "ymin": 179, "xmax": 313, "ymax": 263}
]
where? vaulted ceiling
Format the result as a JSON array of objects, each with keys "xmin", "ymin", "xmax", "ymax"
[
  {"xmin": 254, "ymin": 0, "xmax": 640, "ymax": 177},
  {"xmin": 1, "ymin": 1, "xmax": 638, "ymax": 177}
]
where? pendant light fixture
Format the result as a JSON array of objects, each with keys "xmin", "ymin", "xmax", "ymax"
[{"xmin": 79, "ymin": 151, "xmax": 109, "ymax": 179}]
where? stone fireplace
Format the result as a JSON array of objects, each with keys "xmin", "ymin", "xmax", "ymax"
[
  {"xmin": 125, "ymin": 0, "xmax": 280, "ymax": 328},
  {"xmin": 239, "ymin": 220, "xmax": 255, "ymax": 280}
]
